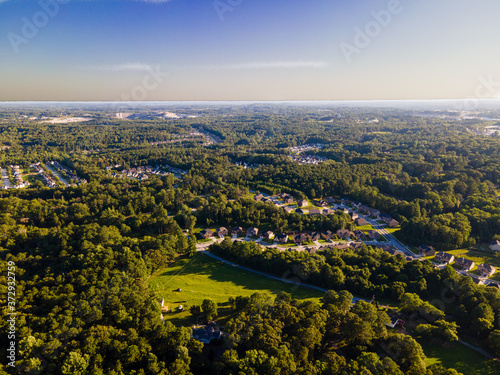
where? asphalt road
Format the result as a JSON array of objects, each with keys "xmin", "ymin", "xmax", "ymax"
[
  {"xmin": 44, "ymin": 164, "xmax": 69, "ymax": 186},
  {"xmin": 1, "ymin": 168, "xmax": 12, "ymax": 188},
  {"xmin": 366, "ymin": 217, "xmax": 417, "ymax": 257}
]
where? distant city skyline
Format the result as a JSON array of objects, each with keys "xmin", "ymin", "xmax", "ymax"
[{"xmin": 1, "ymin": 0, "xmax": 500, "ymax": 101}]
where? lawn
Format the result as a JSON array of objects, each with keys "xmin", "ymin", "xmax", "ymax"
[
  {"xmin": 385, "ymin": 227, "xmax": 400, "ymax": 234},
  {"xmin": 277, "ymin": 244, "xmax": 298, "ymax": 248},
  {"xmin": 419, "ymin": 340, "xmax": 500, "ymax": 375},
  {"xmin": 242, "ymin": 192, "xmax": 257, "ymax": 200},
  {"xmin": 149, "ymin": 253, "xmax": 324, "ymax": 326},
  {"xmin": 260, "ymin": 239, "xmax": 275, "ymax": 245},
  {"xmin": 197, "ymin": 238, "xmax": 213, "ymax": 244},
  {"xmin": 489, "ymin": 273, "xmax": 500, "ymax": 282},
  {"xmin": 356, "ymin": 224, "xmax": 375, "ymax": 231},
  {"xmin": 24, "ymin": 173, "xmax": 45, "ymax": 184}
]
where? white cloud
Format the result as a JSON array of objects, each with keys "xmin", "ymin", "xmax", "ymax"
[
  {"xmin": 82, "ymin": 63, "xmax": 154, "ymax": 72},
  {"xmin": 201, "ymin": 61, "xmax": 330, "ymax": 70}
]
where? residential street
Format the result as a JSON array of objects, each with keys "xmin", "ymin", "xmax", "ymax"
[
  {"xmin": 1, "ymin": 167, "xmax": 11, "ymax": 188},
  {"xmin": 45, "ymin": 164, "xmax": 69, "ymax": 186},
  {"xmin": 366, "ymin": 217, "xmax": 417, "ymax": 257}
]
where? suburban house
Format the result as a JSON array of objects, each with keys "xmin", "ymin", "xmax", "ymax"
[
  {"xmin": 325, "ymin": 197, "xmax": 336, "ymax": 204},
  {"xmin": 334, "ymin": 243, "xmax": 350, "ymax": 250},
  {"xmin": 387, "ymin": 313, "xmax": 403, "ymax": 328},
  {"xmin": 490, "ymin": 240, "xmax": 500, "ymax": 252},
  {"xmin": 367, "ymin": 230, "xmax": 381, "ymax": 240},
  {"xmin": 309, "ymin": 232, "xmax": 321, "ymax": 241},
  {"xmin": 350, "ymin": 242, "xmax": 364, "ymax": 250},
  {"xmin": 282, "ymin": 206, "xmax": 292, "ymax": 213},
  {"xmin": 357, "ymin": 205, "xmax": 370, "ymax": 214},
  {"xmin": 316, "ymin": 200, "xmax": 328, "ymax": 207},
  {"xmin": 294, "ymin": 233, "xmax": 309, "ymax": 244},
  {"xmin": 455, "ymin": 257, "xmax": 475, "ymax": 271},
  {"xmin": 282, "ymin": 195, "xmax": 294, "ymax": 204},
  {"xmin": 380, "ymin": 245, "xmax": 403, "ymax": 256},
  {"xmin": 295, "ymin": 208, "xmax": 305, "ymax": 215},
  {"xmin": 478, "ymin": 264, "xmax": 496, "ymax": 277},
  {"xmin": 435, "ymin": 251, "xmax": 455, "ymax": 264},
  {"xmin": 216, "ymin": 227, "xmax": 228, "ymax": 237},
  {"xmin": 276, "ymin": 234, "xmax": 288, "ymax": 244},
  {"xmin": 355, "ymin": 217, "xmax": 368, "ymax": 226},
  {"xmin": 261, "ymin": 230, "xmax": 275, "ymax": 240},
  {"xmin": 254, "ymin": 194, "xmax": 265, "ymax": 201},
  {"xmin": 321, "ymin": 230, "xmax": 333, "ymax": 240},
  {"xmin": 419, "ymin": 245, "xmax": 436, "ymax": 257},
  {"xmin": 309, "ymin": 208, "xmax": 322, "ymax": 216},
  {"xmin": 353, "ymin": 230, "xmax": 367, "ymax": 240},
  {"xmin": 231, "ymin": 226, "xmax": 243, "ymax": 236},
  {"xmin": 323, "ymin": 208, "xmax": 335, "ymax": 215},
  {"xmin": 297, "ymin": 199, "xmax": 308, "ymax": 207},
  {"xmin": 342, "ymin": 208, "xmax": 349, "ymax": 214},
  {"xmin": 340, "ymin": 198, "xmax": 350, "ymax": 205},
  {"xmin": 246, "ymin": 227, "xmax": 259, "ymax": 237},
  {"xmin": 369, "ymin": 208, "xmax": 380, "ymax": 218},
  {"xmin": 336, "ymin": 229, "xmax": 352, "ymax": 240},
  {"xmin": 380, "ymin": 213, "xmax": 391, "ymax": 221},
  {"xmin": 191, "ymin": 326, "xmax": 223, "ymax": 344},
  {"xmin": 199, "ymin": 229, "xmax": 214, "ymax": 239},
  {"xmin": 307, "ymin": 247, "xmax": 317, "ymax": 254},
  {"xmin": 350, "ymin": 212, "xmax": 359, "ymax": 221},
  {"xmin": 387, "ymin": 219, "xmax": 400, "ymax": 228},
  {"xmin": 470, "ymin": 276, "xmax": 485, "ymax": 285}
]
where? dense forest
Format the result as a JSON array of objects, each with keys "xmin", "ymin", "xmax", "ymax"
[
  {"xmin": 1, "ymin": 103, "xmax": 500, "ymax": 374},
  {"xmin": 210, "ymin": 239, "xmax": 500, "ymax": 357}
]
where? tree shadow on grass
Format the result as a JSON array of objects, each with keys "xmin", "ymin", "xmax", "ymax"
[
  {"xmin": 157, "ymin": 253, "xmax": 324, "ymax": 301},
  {"xmin": 163, "ymin": 305, "xmax": 237, "ymax": 327}
]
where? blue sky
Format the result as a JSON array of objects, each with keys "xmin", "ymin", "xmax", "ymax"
[{"xmin": 0, "ymin": 0, "xmax": 499, "ymax": 100}]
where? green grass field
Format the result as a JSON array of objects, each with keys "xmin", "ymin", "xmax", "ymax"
[
  {"xmin": 385, "ymin": 227, "xmax": 400, "ymax": 234},
  {"xmin": 356, "ymin": 224, "xmax": 375, "ymax": 231},
  {"xmin": 420, "ymin": 340, "xmax": 500, "ymax": 375},
  {"xmin": 242, "ymin": 192, "xmax": 256, "ymax": 200},
  {"xmin": 149, "ymin": 253, "xmax": 324, "ymax": 325}
]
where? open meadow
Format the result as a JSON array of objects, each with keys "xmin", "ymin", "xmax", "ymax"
[{"xmin": 149, "ymin": 253, "xmax": 324, "ymax": 325}]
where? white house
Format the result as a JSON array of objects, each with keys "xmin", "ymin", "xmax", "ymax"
[{"xmin": 490, "ymin": 240, "xmax": 500, "ymax": 252}]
